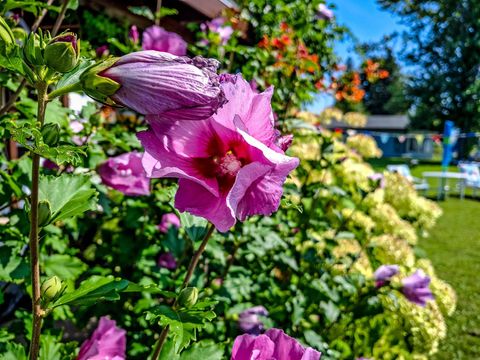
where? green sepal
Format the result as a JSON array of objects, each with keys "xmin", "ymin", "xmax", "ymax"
[
  {"xmin": 79, "ymin": 57, "xmax": 121, "ymax": 105},
  {"xmin": 37, "ymin": 199, "xmax": 52, "ymax": 227},
  {"xmin": 44, "ymin": 32, "xmax": 80, "ymax": 73}
]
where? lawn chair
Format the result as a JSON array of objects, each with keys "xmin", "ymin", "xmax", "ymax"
[
  {"xmin": 458, "ymin": 162, "xmax": 480, "ymax": 197},
  {"xmin": 386, "ymin": 164, "xmax": 429, "ymax": 192}
]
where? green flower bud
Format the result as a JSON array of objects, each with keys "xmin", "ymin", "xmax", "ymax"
[
  {"xmin": 0, "ymin": 16, "xmax": 15, "ymax": 48},
  {"xmin": 24, "ymin": 33, "xmax": 45, "ymax": 66},
  {"xmin": 41, "ymin": 123, "xmax": 60, "ymax": 146},
  {"xmin": 44, "ymin": 32, "xmax": 80, "ymax": 73},
  {"xmin": 177, "ymin": 287, "xmax": 199, "ymax": 308},
  {"xmin": 41, "ymin": 276, "xmax": 62, "ymax": 302},
  {"xmin": 80, "ymin": 58, "xmax": 121, "ymax": 105},
  {"xmin": 37, "ymin": 200, "xmax": 51, "ymax": 227}
]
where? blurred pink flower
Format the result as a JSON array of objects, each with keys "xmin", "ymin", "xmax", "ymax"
[
  {"xmin": 100, "ymin": 51, "xmax": 226, "ymax": 120},
  {"xmin": 138, "ymin": 74, "xmax": 299, "ymax": 232},
  {"xmin": 129, "ymin": 25, "xmax": 139, "ymax": 44},
  {"xmin": 316, "ymin": 4, "xmax": 334, "ymax": 20},
  {"xmin": 157, "ymin": 252, "xmax": 177, "ymax": 270},
  {"xmin": 77, "ymin": 316, "xmax": 126, "ymax": 360},
  {"xmin": 202, "ymin": 17, "xmax": 234, "ymax": 45},
  {"xmin": 95, "ymin": 45, "xmax": 109, "ymax": 58},
  {"xmin": 158, "ymin": 213, "xmax": 181, "ymax": 233},
  {"xmin": 98, "ymin": 152, "xmax": 150, "ymax": 196},
  {"xmin": 142, "ymin": 25, "xmax": 187, "ymax": 55},
  {"xmin": 238, "ymin": 306, "xmax": 269, "ymax": 335},
  {"xmin": 231, "ymin": 328, "xmax": 321, "ymax": 360}
]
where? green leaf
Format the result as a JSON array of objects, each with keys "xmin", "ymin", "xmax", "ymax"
[
  {"xmin": 0, "ymin": 342, "xmax": 27, "ymax": 360},
  {"xmin": 319, "ymin": 300, "xmax": 340, "ymax": 325},
  {"xmin": 0, "ymin": 242, "xmax": 29, "ymax": 282},
  {"xmin": 145, "ymin": 300, "xmax": 217, "ymax": 353},
  {"xmin": 179, "ymin": 340, "xmax": 223, "ymax": 360},
  {"xmin": 3, "ymin": 117, "xmax": 86, "ymax": 166},
  {"xmin": 51, "ymin": 275, "xmax": 129, "ymax": 308},
  {"xmin": 39, "ymin": 174, "xmax": 98, "ymax": 224},
  {"xmin": 43, "ymin": 254, "xmax": 87, "ymax": 281},
  {"xmin": 123, "ymin": 282, "xmax": 176, "ymax": 298},
  {"xmin": 39, "ymin": 335, "xmax": 62, "ymax": 360},
  {"xmin": 179, "ymin": 212, "xmax": 208, "ymax": 242},
  {"xmin": 0, "ymin": 46, "xmax": 25, "ymax": 75},
  {"xmin": 56, "ymin": 58, "xmax": 94, "ymax": 90}
]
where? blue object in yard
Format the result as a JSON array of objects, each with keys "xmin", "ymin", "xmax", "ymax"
[
  {"xmin": 439, "ymin": 120, "xmax": 459, "ymax": 200},
  {"xmin": 441, "ymin": 120, "xmax": 459, "ymax": 169}
]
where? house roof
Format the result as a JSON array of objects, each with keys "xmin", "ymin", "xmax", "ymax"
[
  {"xmin": 180, "ymin": 0, "xmax": 238, "ymax": 17},
  {"xmin": 328, "ymin": 115, "xmax": 410, "ymax": 130}
]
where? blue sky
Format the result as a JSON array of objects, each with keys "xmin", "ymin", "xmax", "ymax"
[{"xmin": 308, "ymin": 0, "xmax": 405, "ymax": 112}]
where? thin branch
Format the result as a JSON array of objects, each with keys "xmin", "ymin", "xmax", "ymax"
[
  {"xmin": 31, "ymin": 0, "xmax": 55, "ymax": 33},
  {"xmin": 51, "ymin": 0, "xmax": 69, "ymax": 36},
  {"xmin": 155, "ymin": 0, "xmax": 162, "ymax": 26}
]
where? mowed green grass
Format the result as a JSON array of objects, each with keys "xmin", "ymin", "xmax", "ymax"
[{"xmin": 420, "ymin": 199, "xmax": 480, "ymax": 358}]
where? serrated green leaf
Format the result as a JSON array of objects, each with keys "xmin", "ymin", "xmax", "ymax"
[
  {"xmin": 145, "ymin": 300, "xmax": 217, "ymax": 353},
  {"xmin": 39, "ymin": 335, "xmax": 62, "ymax": 360},
  {"xmin": 39, "ymin": 174, "xmax": 97, "ymax": 224},
  {"xmin": 51, "ymin": 275, "xmax": 129, "ymax": 308}
]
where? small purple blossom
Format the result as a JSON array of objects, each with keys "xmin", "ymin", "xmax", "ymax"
[
  {"xmin": 157, "ymin": 252, "xmax": 177, "ymax": 270},
  {"xmin": 142, "ymin": 25, "xmax": 187, "ymax": 56},
  {"xmin": 202, "ymin": 17, "xmax": 234, "ymax": 45},
  {"xmin": 231, "ymin": 328, "xmax": 321, "ymax": 360},
  {"xmin": 374, "ymin": 265, "xmax": 399, "ymax": 288},
  {"xmin": 98, "ymin": 152, "xmax": 150, "ymax": 196},
  {"xmin": 316, "ymin": 4, "xmax": 334, "ymax": 20},
  {"xmin": 129, "ymin": 25, "xmax": 139, "ymax": 44},
  {"xmin": 401, "ymin": 270, "xmax": 434, "ymax": 306},
  {"xmin": 95, "ymin": 45, "xmax": 109, "ymax": 58},
  {"xmin": 158, "ymin": 213, "xmax": 181, "ymax": 233},
  {"xmin": 238, "ymin": 306, "xmax": 269, "ymax": 335},
  {"xmin": 101, "ymin": 51, "xmax": 226, "ymax": 120},
  {"xmin": 77, "ymin": 316, "xmax": 126, "ymax": 360}
]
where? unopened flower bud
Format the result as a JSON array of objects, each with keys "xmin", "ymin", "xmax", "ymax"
[
  {"xmin": 177, "ymin": 287, "xmax": 199, "ymax": 308},
  {"xmin": 41, "ymin": 123, "xmax": 60, "ymax": 146},
  {"xmin": 0, "ymin": 17, "xmax": 15, "ymax": 48},
  {"xmin": 23, "ymin": 33, "xmax": 46, "ymax": 66},
  {"xmin": 37, "ymin": 200, "xmax": 52, "ymax": 227},
  {"xmin": 44, "ymin": 32, "xmax": 80, "ymax": 73},
  {"xmin": 41, "ymin": 275, "xmax": 62, "ymax": 301}
]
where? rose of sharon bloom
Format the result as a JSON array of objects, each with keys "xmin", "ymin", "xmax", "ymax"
[
  {"xmin": 98, "ymin": 152, "xmax": 150, "ymax": 196},
  {"xmin": 158, "ymin": 213, "xmax": 181, "ymax": 233},
  {"xmin": 231, "ymin": 328, "xmax": 321, "ymax": 360},
  {"xmin": 77, "ymin": 316, "xmax": 126, "ymax": 360},
  {"xmin": 142, "ymin": 25, "xmax": 187, "ymax": 56},
  {"xmin": 316, "ymin": 4, "xmax": 334, "ymax": 20},
  {"xmin": 157, "ymin": 252, "xmax": 177, "ymax": 270},
  {"xmin": 138, "ymin": 75, "xmax": 299, "ymax": 232},
  {"xmin": 101, "ymin": 51, "xmax": 226, "ymax": 120},
  {"xmin": 374, "ymin": 264, "xmax": 399, "ymax": 288},
  {"xmin": 238, "ymin": 306, "xmax": 269, "ymax": 335},
  {"xmin": 401, "ymin": 270, "xmax": 435, "ymax": 306}
]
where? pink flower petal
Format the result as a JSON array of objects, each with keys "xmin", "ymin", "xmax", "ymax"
[{"xmin": 175, "ymin": 179, "xmax": 235, "ymax": 232}]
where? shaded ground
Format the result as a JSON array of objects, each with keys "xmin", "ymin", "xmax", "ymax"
[{"xmin": 420, "ymin": 199, "xmax": 480, "ymax": 359}]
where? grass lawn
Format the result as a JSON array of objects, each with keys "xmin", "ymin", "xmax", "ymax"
[{"xmin": 420, "ymin": 199, "xmax": 480, "ymax": 358}]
